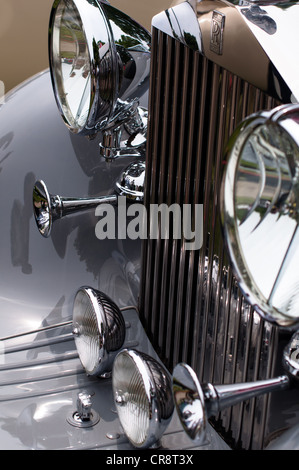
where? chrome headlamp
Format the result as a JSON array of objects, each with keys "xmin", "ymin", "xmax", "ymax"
[
  {"xmin": 72, "ymin": 287, "xmax": 125, "ymax": 376},
  {"xmin": 221, "ymin": 104, "xmax": 299, "ymax": 328},
  {"xmin": 112, "ymin": 349, "xmax": 174, "ymax": 448},
  {"xmin": 49, "ymin": 0, "xmax": 150, "ymax": 135}
]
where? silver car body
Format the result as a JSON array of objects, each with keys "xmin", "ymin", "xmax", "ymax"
[{"xmin": 0, "ymin": 0, "xmax": 298, "ymax": 450}]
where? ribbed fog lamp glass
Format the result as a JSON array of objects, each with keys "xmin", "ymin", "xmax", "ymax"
[
  {"xmin": 222, "ymin": 104, "xmax": 299, "ymax": 328},
  {"xmin": 72, "ymin": 287, "xmax": 125, "ymax": 376},
  {"xmin": 112, "ymin": 349, "xmax": 174, "ymax": 448}
]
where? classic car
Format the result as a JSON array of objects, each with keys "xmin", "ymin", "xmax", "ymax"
[{"xmin": 0, "ymin": 0, "xmax": 299, "ymax": 452}]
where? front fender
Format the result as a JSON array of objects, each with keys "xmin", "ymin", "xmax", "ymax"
[
  {"xmin": 0, "ymin": 71, "xmax": 141, "ymax": 450},
  {"xmin": 0, "ymin": 70, "xmax": 141, "ymax": 337}
]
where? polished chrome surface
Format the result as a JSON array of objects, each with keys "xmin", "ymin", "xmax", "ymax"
[
  {"xmin": 116, "ymin": 160, "xmax": 145, "ymax": 201},
  {"xmin": 99, "ymin": 102, "xmax": 148, "ymax": 160},
  {"xmin": 283, "ymin": 330, "xmax": 299, "ymax": 380},
  {"xmin": 151, "ymin": 1, "xmax": 202, "ymax": 52},
  {"xmin": 173, "ymin": 362, "xmax": 290, "ymax": 445},
  {"xmin": 72, "ymin": 287, "xmax": 125, "ymax": 376},
  {"xmin": 139, "ymin": 25, "xmax": 283, "ymax": 449},
  {"xmin": 172, "ymin": 363, "xmax": 206, "ymax": 444},
  {"xmin": 76, "ymin": 390, "xmax": 93, "ymax": 420},
  {"xmin": 33, "ymin": 179, "xmax": 117, "ymax": 237},
  {"xmin": 221, "ymin": 104, "xmax": 299, "ymax": 327},
  {"xmin": 112, "ymin": 349, "xmax": 174, "ymax": 448},
  {"xmin": 49, "ymin": 0, "xmax": 151, "ymax": 135},
  {"xmin": 67, "ymin": 390, "xmax": 100, "ymax": 428}
]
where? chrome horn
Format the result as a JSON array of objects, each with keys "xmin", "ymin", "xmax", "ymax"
[
  {"xmin": 33, "ymin": 165, "xmax": 146, "ymax": 237},
  {"xmin": 173, "ymin": 331, "xmax": 299, "ymax": 445},
  {"xmin": 33, "ymin": 180, "xmax": 117, "ymax": 238}
]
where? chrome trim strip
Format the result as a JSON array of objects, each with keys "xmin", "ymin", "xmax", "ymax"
[
  {"xmin": 0, "ymin": 321, "xmax": 72, "ymax": 342},
  {"xmin": 1, "ymin": 333, "xmax": 74, "ymax": 355}
]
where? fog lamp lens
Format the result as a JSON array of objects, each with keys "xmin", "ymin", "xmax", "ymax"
[
  {"xmin": 73, "ymin": 287, "xmax": 125, "ymax": 376},
  {"xmin": 222, "ymin": 104, "xmax": 299, "ymax": 327},
  {"xmin": 112, "ymin": 349, "xmax": 174, "ymax": 448}
]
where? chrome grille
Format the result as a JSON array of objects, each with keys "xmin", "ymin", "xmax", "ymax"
[{"xmin": 139, "ymin": 28, "xmax": 284, "ymax": 449}]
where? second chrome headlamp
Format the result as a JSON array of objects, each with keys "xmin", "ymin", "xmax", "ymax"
[
  {"xmin": 222, "ymin": 104, "xmax": 299, "ymax": 328},
  {"xmin": 49, "ymin": 0, "xmax": 151, "ymax": 135}
]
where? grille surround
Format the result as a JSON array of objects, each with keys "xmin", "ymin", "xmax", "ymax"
[{"xmin": 138, "ymin": 27, "xmax": 290, "ymax": 449}]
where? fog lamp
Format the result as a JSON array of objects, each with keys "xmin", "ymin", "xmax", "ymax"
[
  {"xmin": 222, "ymin": 104, "xmax": 299, "ymax": 328},
  {"xmin": 112, "ymin": 349, "xmax": 174, "ymax": 448},
  {"xmin": 49, "ymin": 0, "xmax": 150, "ymax": 134},
  {"xmin": 72, "ymin": 287, "xmax": 125, "ymax": 376}
]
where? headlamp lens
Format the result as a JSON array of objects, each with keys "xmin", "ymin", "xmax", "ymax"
[
  {"xmin": 113, "ymin": 350, "xmax": 150, "ymax": 446},
  {"xmin": 51, "ymin": 0, "xmax": 91, "ymax": 131}
]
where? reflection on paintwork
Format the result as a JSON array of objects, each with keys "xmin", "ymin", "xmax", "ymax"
[
  {"xmin": 241, "ymin": 5, "xmax": 277, "ymax": 35},
  {"xmin": 11, "ymin": 173, "xmax": 35, "ymax": 274},
  {"xmin": 0, "ymin": 132, "xmax": 13, "ymax": 173}
]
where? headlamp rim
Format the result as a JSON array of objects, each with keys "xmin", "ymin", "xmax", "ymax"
[
  {"xmin": 32, "ymin": 179, "xmax": 53, "ymax": 238},
  {"xmin": 172, "ymin": 362, "xmax": 207, "ymax": 444},
  {"xmin": 72, "ymin": 286, "xmax": 109, "ymax": 375}
]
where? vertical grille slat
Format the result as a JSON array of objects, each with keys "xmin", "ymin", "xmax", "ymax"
[
  {"xmin": 164, "ymin": 38, "xmax": 184, "ymax": 364},
  {"xmin": 157, "ymin": 34, "xmax": 175, "ymax": 351},
  {"xmin": 171, "ymin": 44, "xmax": 191, "ymax": 367},
  {"xmin": 140, "ymin": 29, "xmax": 282, "ymax": 450},
  {"xmin": 148, "ymin": 29, "xmax": 166, "ymax": 340},
  {"xmin": 181, "ymin": 50, "xmax": 201, "ymax": 362}
]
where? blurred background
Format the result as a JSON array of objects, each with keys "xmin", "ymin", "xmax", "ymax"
[{"xmin": 0, "ymin": 0, "xmax": 171, "ymax": 94}]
